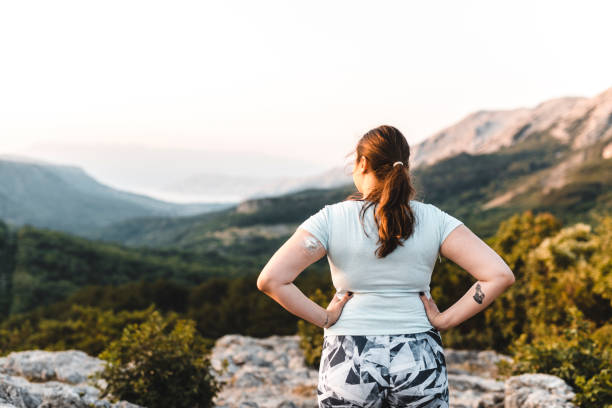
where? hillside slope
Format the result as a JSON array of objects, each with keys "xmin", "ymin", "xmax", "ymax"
[{"xmin": 0, "ymin": 156, "xmax": 233, "ymax": 235}]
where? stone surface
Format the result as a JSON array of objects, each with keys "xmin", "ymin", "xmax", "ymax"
[
  {"xmin": 0, "ymin": 350, "xmax": 104, "ymax": 384},
  {"xmin": 0, "ymin": 351, "xmax": 143, "ymax": 408},
  {"xmin": 209, "ymin": 334, "xmax": 577, "ymax": 408},
  {"xmin": 0, "ymin": 337, "xmax": 578, "ymax": 408},
  {"xmin": 504, "ymin": 373, "xmax": 577, "ymax": 408},
  {"xmin": 209, "ymin": 334, "xmax": 319, "ymax": 408}
]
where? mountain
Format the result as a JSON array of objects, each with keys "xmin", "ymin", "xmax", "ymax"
[
  {"xmin": 0, "ymin": 155, "xmax": 235, "ymax": 235},
  {"xmin": 83, "ymin": 186, "xmax": 352, "ymax": 249},
  {"xmin": 15, "ymin": 141, "xmax": 323, "ymax": 203},
  {"xmin": 89, "ymin": 84, "xmax": 612, "ymax": 247},
  {"xmin": 243, "ymin": 166, "xmax": 353, "ymax": 200},
  {"xmin": 4, "ymin": 86, "xmax": 611, "ymax": 244},
  {"xmin": 159, "ymin": 166, "xmax": 353, "ymax": 203},
  {"xmin": 410, "ymin": 86, "xmax": 612, "ymax": 168}
]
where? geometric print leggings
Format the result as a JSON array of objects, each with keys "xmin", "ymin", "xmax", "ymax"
[{"xmin": 317, "ymin": 328, "xmax": 449, "ymax": 407}]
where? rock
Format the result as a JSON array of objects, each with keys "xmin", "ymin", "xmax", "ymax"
[
  {"xmin": 208, "ymin": 334, "xmax": 579, "ymax": 408},
  {"xmin": 0, "ymin": 352, "xmax": 144, "ymax": 408},
  {"xmin": 0, "ymin": 350, "xmax": 104, "ymax": 384},
  {"xmin": 209, "ymin": 334, "xmax": 319, "ymax": 408},
  {"xmin": 238, "ymin": 402, "xmax": 258, "ymax": 408},
  {"xmin": 0, "ymin": 336, "xmax": 579, "ymax": 408},
  {"xmin": 447, "ymin": 373, "xmax": 505, "ymax": 407},
  {"xmin": 504, "ymin": 373, "xmax": 577, "ymax": 408}
]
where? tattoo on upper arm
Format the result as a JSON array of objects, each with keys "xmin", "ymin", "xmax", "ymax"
[
  {"xmin": 302, "ymin": 235, "xmax": 323, "ymax": 254},
  {"xmin": 473, "ymin": 283, "xmax": 485, "ymax": 304}
]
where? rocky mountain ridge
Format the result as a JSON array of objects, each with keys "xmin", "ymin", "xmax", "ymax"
[{"xmin": 410, "ymin": 86, "xmax": 612, "ymax": 168}]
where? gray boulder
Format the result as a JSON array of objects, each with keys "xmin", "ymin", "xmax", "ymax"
[
  {"xmin": 0, "ymin": 350, "xmax": 143, "ymax": 408},
  {"xmin": 0, "ymin": 350, "xmax": 104, "ymax": 384},
  {"xmin": 504, "ymin": 373, "xmax": 577, "ymax": 408}
]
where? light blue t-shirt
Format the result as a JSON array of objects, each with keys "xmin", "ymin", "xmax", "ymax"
[{"xmin": 297, "ymin": 199, "xmax": 464, "ymax": 336}]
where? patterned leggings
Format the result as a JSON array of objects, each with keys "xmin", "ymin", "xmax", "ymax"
[{"xmin": 317, "ymin": 328, "xmax": 449, "ymax": 407}]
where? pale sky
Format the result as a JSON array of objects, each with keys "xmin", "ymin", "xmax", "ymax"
[{"xmin": 1, "ymin": 0, "xmax": 612, "ymax": 170}]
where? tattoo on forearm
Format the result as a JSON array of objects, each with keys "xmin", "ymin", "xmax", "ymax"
[{"xmin": 473, "ymin": 283, "xmax": 485, "ymax": 304}]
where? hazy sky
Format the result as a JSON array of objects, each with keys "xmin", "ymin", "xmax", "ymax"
[{"xmin": 1, "ymin": 0, "xmax": 612, "ymax": 170}]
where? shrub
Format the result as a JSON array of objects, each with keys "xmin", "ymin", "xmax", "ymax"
[
  {"xmin": 498, "ymin": 307, "xmax": 612, "ymax": 408},
  {"xmin": 95, "ymin": 310, "xmax": 222, "ymax": 408}
]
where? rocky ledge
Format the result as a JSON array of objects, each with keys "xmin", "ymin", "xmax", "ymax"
[
  {"xmin": 209, "ymin": 334, "xmax": 577, "ymax": 408},
  {"xmin": 0, "ymin": 334, "xmax": 577, "ymax": 408},
  {"xmin": 0, "ymin": 350, "xmax": 142, "ymax": 408}
]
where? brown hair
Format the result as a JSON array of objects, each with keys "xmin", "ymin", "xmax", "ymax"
[{"xmin": 343, "ymin": 125, "xmax": 417, "ymax": 258}]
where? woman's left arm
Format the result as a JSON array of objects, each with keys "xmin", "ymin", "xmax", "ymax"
[{"xmin": 256, "ymin": 228, "xmax": 352, "ymax": 328}]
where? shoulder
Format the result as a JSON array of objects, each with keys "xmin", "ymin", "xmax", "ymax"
[
  {"xmin": 326, "ymin": 199, "xmax": 363, "ymax": 213},
  {"xmin": 328, "ymin": 199, "xmax": 429, "ymax": 212},
  {"xmin": 409, "ymin": 200, "xmax": 446, "ymax": 223},
  {"xmin": 408, "ymin": 199, "xmax": 432, "ymax": 214},
  {"xmin": 325, "ymin": 199, "xmax": 435, "ymax": 214}
]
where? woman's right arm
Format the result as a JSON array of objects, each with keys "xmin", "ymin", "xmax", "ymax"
[{"xmin": 425, "ymin": 224, "xmax": 515, "ymax": 331}]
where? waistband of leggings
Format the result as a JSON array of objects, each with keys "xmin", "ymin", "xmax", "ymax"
[{"xmin": 324, "ymin": 328, "xmax": 440, "ymax": 339}]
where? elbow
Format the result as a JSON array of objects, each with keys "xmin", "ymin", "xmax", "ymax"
[
  {"xmin": 256, "ymin": 276, "xmax": 269, "ymax": 292},
  {"xmin": 257, "ymin": 275, "xmax": 280, "ymax": 292},
  {"xmin": 500, "ymin": 268, "xmax": 516, "ymax": 287},
  {"xmin": 257, "ymin": 267, "xmax": 272, "ymax": 292}
]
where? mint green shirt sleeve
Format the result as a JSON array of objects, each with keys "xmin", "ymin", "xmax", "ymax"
[
  {"xmin": 297, "ymin": 205, "xmax": 329, "ymax": 251},
  {"xmin": 437, "ymin": 206, "xmax": 464, "ymax": 247}
]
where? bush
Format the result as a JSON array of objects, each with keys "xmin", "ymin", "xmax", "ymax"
[
  {"xmin": 497, "ymin": 307, "xmax": 612, "ymax": 408},
  {"xmin": 95, "ymin": 310, "xmax": 222, "ymax": 408}
]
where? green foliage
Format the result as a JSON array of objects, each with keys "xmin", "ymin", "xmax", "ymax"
[
  {"xmin": 498, "ymin": 307, "xmax": 612, "ymax": 408},
  {"xmin": 575, "ymin": 368, "xmax": 612, "ymax": 408},
  {"xmin": 492, "ymin": 214, "xmax": 612, "ymax": 407},
  {"xmin": 297, "ymin": 288, "xmax": 333, "ymax": 369},
  {"xmin": 0, "ymin": 220, "xmax": 16, "ymax": 318},
  {"xmin": 7, "ymin": 225, "xmax": 256, "ymax": 314},
  {"xmin": 96, "ymin": 310, "xmax": 222, "ymax": 408},
  {"xmin": 402, "ymin": 210, "xmax": 563, "ymax": 351},
  {"xmin": 0, "ymin": 304, "xmax": 155, "ymax": 356},
  {"xmin": 0, "ymin": 268, "xmax": 332, "ymax": 355}
]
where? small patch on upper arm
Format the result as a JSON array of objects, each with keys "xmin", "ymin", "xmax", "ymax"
[{"xmin": 302, "ymin": 235, "xmax": 323, "ymax": 254}]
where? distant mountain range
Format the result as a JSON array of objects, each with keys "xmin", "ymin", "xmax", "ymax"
[
  {"xmin": 14, "ymin": 141, "xmax": 325, "ymax": 204},
  {"xmin": 159, "ymin": 166, "xmax": 354, "ymax": 202},
  {"xmin": 1, "ymin": 86, "xmax": 610, "ymax": 239},
  {"xmin": 85, "ymin": 86, "xmax": 612, "ymax": 247},
  {"xmin": 0, "ymin": 154, "xmax": 235, "ymax": 235},
  {"xmin": 250, "ymin": 86, "xmax": 612, "ymax": 199}
]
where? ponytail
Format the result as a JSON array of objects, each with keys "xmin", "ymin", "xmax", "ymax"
[{"xmin": 345, "ymin": 125, "xmax": 417, "ymax": 258}]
